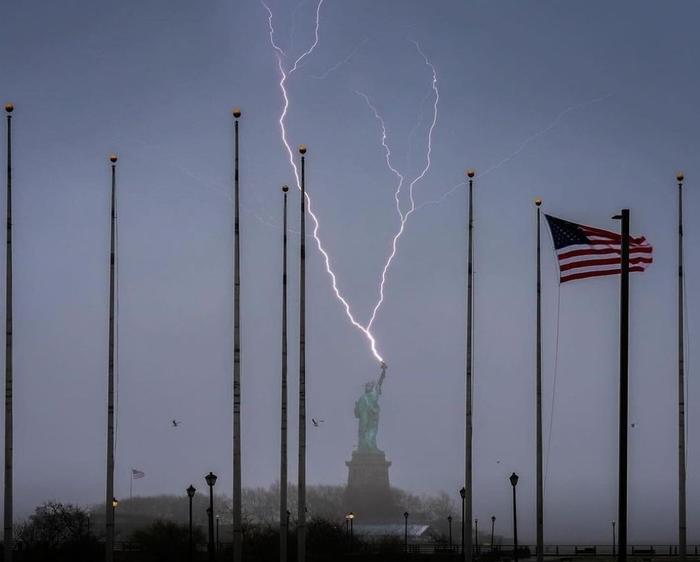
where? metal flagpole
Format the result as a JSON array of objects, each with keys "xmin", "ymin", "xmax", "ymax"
[
  {"xmin": 105, "ymin": 154, "xmax": 118, "ymax": 562},
  {"xmin": 232, "ymin": 107, "xmax": 243, "ymax": 562},
  {"xmin": 464, "ymin": 168, "xmax": 475, "ymax": 562},
  {"xmin": 4, "ymin": 102, "xmax": 14, "ymax": 562},
  {"xmin": 280, "ymin": 185, "xmax": 289, "ymax": 562},
  {"xmin": 614, "ymin": 209, "xmax": 630, "ymax": 562},
  {"xmin": 535, "ymin": 198, "xmax": 544, "ymax": 562},
  {"xmin": 298, "ymin": 145, "xmax": 307, "ymax": 562},
  {"xmin": 676, "ymin": 172, "xmax": 686, "ymax": 562}
]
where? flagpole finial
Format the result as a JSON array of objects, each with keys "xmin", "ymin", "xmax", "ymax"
[
  {"xmin": 535, "ymin": 198, "xmax": 542, "ymax": 207},
  {"xmin": 233, "ymin": 107, "xmax": 242, "ymax": 118},
  {"xmin": 282, "ymin": 185, "xmax": 289, "ymax": 193},
  {"xmin": 4, "ymin": 103, "xmax": 13, "ymax": 113},
  {"xmin": 109, "ymin": 154, "xmax": 118, "ymax": 164},
  {"xmin": 466, "ymin": 168, "xmax": 476, "ymax": 178},
  {"xmin": 676, "ymin": 172, "xmax": 684, "ymax": 182},
  {"xmin": 299, "ymin": 145, "xmax": 307, "ymax": 155}
]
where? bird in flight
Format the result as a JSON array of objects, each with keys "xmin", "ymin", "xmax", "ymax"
[
  {"xmin": 312, "ymin": 418, "xmax": 325, "ymax": 427},
  {"xmin": 172, "ymin": 419, "xmax": 181, "ymax": 428}
]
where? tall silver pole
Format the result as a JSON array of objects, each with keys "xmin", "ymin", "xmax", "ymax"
[
  {"xmin": 232, "ymin": 107, "xmax": 243, "ymax": 562},
  {"xmin": 464, "ymin": 168, "xmax": 475, "ymax": 562},
  {"xmin": 3, "ymin": 102, "xmax": 14, "ymax": 562},
  {"xmin": 535, "ymin": 198, "xmax": 544, "ymax": 562},
  {"xmin": 280, "ymin": 185, "xmax": 289, "ymax": 562},
  {"xmin": 676, "ymin": 172, "xmax": 686, "ymax": 562},
  {"xmin": 105, "ymin": 154, "xmax": 118, "ymax": 562},
  {"xmin": 297, "ymin": 145, "xmax": 307, "ymax": 562}
]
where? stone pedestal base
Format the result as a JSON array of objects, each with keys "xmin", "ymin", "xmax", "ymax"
[{"xmin": 345, "ymin": 450, "xmax": 397, "ymax": 521}]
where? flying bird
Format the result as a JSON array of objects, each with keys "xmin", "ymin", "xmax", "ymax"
[
  {"xmin": 171, "ymin": 419, "xmax": 181, "ymax": 428},
  {"xmin": 312, "ymin": 418, "xmax": 325, "ymax": 427}
]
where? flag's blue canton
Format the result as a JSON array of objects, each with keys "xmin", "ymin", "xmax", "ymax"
[{"xmin": 545, "ymin": 215, "xmax": 589, "ymax": 250}]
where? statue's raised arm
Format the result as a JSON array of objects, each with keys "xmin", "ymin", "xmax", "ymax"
[{"xmin": 376, "ymin": 361, "xmax": 387, "ymax": 394}]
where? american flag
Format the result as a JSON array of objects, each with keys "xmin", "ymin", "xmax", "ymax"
[
  {"xmin": 131, "ymin": 468, "xmax": 145, "ymax": 479},
  {"xmin": 545, "ymin": 214, "xmax": 653, "ymax": 283}
]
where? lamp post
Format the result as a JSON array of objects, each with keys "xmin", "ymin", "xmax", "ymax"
[
  {"xmin": 349, "ymin": 512, "xmax": 354, "ymax": 548},
  {"xmin": 490, "ymin": 516, "xmax": 496, "ymax": 551},
  {"xmin": 404, "ymin": 512, "xmax": 409, "ymax": 553},
  {"xmin": 187, "ymin": 485, "xmax": 196, "ymax": 562},
  {"xmin": 612, "ymin": 521, "xmax": 616, "ymax": 556},
  {"xmin": 475, "ymin": 519, "xmax": 479, "ymax": 554},
  {"xmin": 216, "ymin": 515, "xmax": 220, "ymax": 552},
  {"xmin": 460, "ymin": 487, "xmax": 466, "ymax": 555},
  {"xmin": 510, "ymin": 473, "xmax": 519, "ymax": 562},
  {"xmin": 111, "ymin": 498, "xmax": 118, "ymax": 545},
  {"xmin": 448, "ymin": 516, "xmax": 453, "ymax": 549},
  {"xmin": 205, "ymin": 472, "xmax": 217, "ymax": 562}
]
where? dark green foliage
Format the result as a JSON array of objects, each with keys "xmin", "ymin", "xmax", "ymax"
[
  {"xmin": 14, "ymin": 501, "xmax": 100, "ymax": 561},
  {"xmin": 129, "ymin": 519, "xmax": 205, "ymax": 562}
]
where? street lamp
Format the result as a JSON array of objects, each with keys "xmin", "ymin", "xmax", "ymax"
[
  {"xmin": 216, "ymin": 515, "xmax": 220, "ymax": 552},
  {"xmin": 448, "ymin": 515, "xmax": 453, "ymax": 549},
  {"xmin": 475, "ymin": 518, "xmax": 479, "ymax": 554},
  {"xmin": 87, "ymin": 513, "xmax": 91, "ymax": 538},
  {"xmin": 490, "ymin": 516, "xmax": 496, "ymax": 551},
  {"xmin": 345, "ymin": 512, "xmax": 355, "ymax": 550},
  {"xmin": 612, "ymin": 520, "xmax": 616, "ymax": 556},
  {"xmin": 404, "ymin": 512, "xmax": 409, "ymax": 553},
  {"xmin": 186, "ymin": 485, "xmax": 196, "ymax": 562},
  {"xmin": 205, "ymin": 472, "xmax": 217, "ymax": 562},
  {"xmin": 111, "ymin": 498, "xmax": 118, "ymax": 544},
  {"xmin": 509, "ymin": 473, "xmax": 519, "ymax": 562},
  {"xmin": 460, "ymin": 487, "xmax": 466, "ymax": 555}
]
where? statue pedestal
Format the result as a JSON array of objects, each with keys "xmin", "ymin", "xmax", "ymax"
[{"xmin": 345, "ymin": 450, "xmax": 397, "ymax": 521}]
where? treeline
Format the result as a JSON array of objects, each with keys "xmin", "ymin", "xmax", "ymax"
[
  {"xmin": 87, "ymin": 483, "xmax": 458, "ymax": 529},
  {"xmin": 7, "ymin": 485, "xmax": 502, "ymax": 561}
]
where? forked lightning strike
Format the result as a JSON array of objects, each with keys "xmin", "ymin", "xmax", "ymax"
[
  {"xmin": 262, "ymin": 0, "xmax": 384, "ymax": 362},
  {"xmin": 366, "ymin": 42, "xmax": 439, "ymax": 331},
  {"xmin": 262, "ymin": 3, "xmax": 441, "ymax": 363}
]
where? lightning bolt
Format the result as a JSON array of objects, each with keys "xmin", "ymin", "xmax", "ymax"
[
  {"xmin": 262, "ymin": 4, "xmax": 441, "ymax": 362},
  {"xmin": 366, "ymin": 41, "xmax": 439, "ymax": 331},
  {"xmin": 262, "ymin": 0, "xmax": 385, "ymax": 363},
  {"xmin": 416, "ymin": 93, "xmax": 613, "ymax": 211}
]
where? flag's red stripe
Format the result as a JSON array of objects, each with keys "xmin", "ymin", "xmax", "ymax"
[
  {"xmin": 561, "ymin": 266, "xmax": 646, "ymax": 283},
  {"xmin": 559, "ymin": 256, "xmax": 653, "ymax": 272},
  {"xmin": 580, "ymin": 225, "xmax": 646, "ymax": 245},
  {"xmin": 558, "ymin": 246, "xmax": 653, "ymax": 260}
]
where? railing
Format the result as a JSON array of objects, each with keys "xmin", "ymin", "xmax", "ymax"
[{"xmin": 382, "ymin": 544, "xmax": 700, "ymax": 556}]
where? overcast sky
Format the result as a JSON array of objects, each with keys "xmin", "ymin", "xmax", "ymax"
[{"xmin": 1, "ymin": 0, "xmax": 699, "ymax": 544}]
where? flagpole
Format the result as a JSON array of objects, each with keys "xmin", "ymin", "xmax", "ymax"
[
  {"xmin": 232, "ymin": 107, "xmax": 243, "ymax": 562},
  {"xmin": 464, "ymin": 168, "xmax": 475, "ymax": 562},
  {"xmin": 105, "ymin": 154, "xmax": 118, "ymax": 562},
  {"xmin": 298, "ymin": 145, "xmax": 307, "ymax": 562},
  {"xmin": 535, "ymin": 198, "xmax": 544, "ymax": 562},
  {"xmin": 280, "ymin": 185, "xmax": 289, "ymax": 562},
  {"xmin": 676, "ymin": 172, "xmax": 686, "ymax": 562},
  {"xmin": 614, "ymin": 208, "xmax": 630, "ymax": 562},
  {"xmin": 3, "ymin": 102, "xmax": 14, "ymax": 562}
]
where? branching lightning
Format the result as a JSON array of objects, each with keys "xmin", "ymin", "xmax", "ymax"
[
  {"xmin": 262, "ymin": 0, "xmax": 385, "ymax": 362},
  {"xmin": 365, "ymin": 42, "xmax": 439, "ymax": 331},
  {"xmin": 262, "ymin": 3, "xmax": 441, "ymax": 363},
  {"xmin": 416, "ymin": 93, "xmax": 614, "ymax": 211}
]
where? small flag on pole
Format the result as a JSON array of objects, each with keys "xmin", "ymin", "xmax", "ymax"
[
  {"xmin": 545, "ymin": 215, "xmax": 653, "ymax": 283},
  {"xmin": 131, "ymin": 469, "xmax": 145, "ymax": 480}
]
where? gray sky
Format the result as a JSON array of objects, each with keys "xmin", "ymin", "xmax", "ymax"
[{"xmin": 1, "ymin": 0, "xmax": 699, "ymax": 544}]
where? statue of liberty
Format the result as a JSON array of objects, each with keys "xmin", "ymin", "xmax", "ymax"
[{"xmin": 354, "ymin": 362, "xmax": 387, "ymax": 453}]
